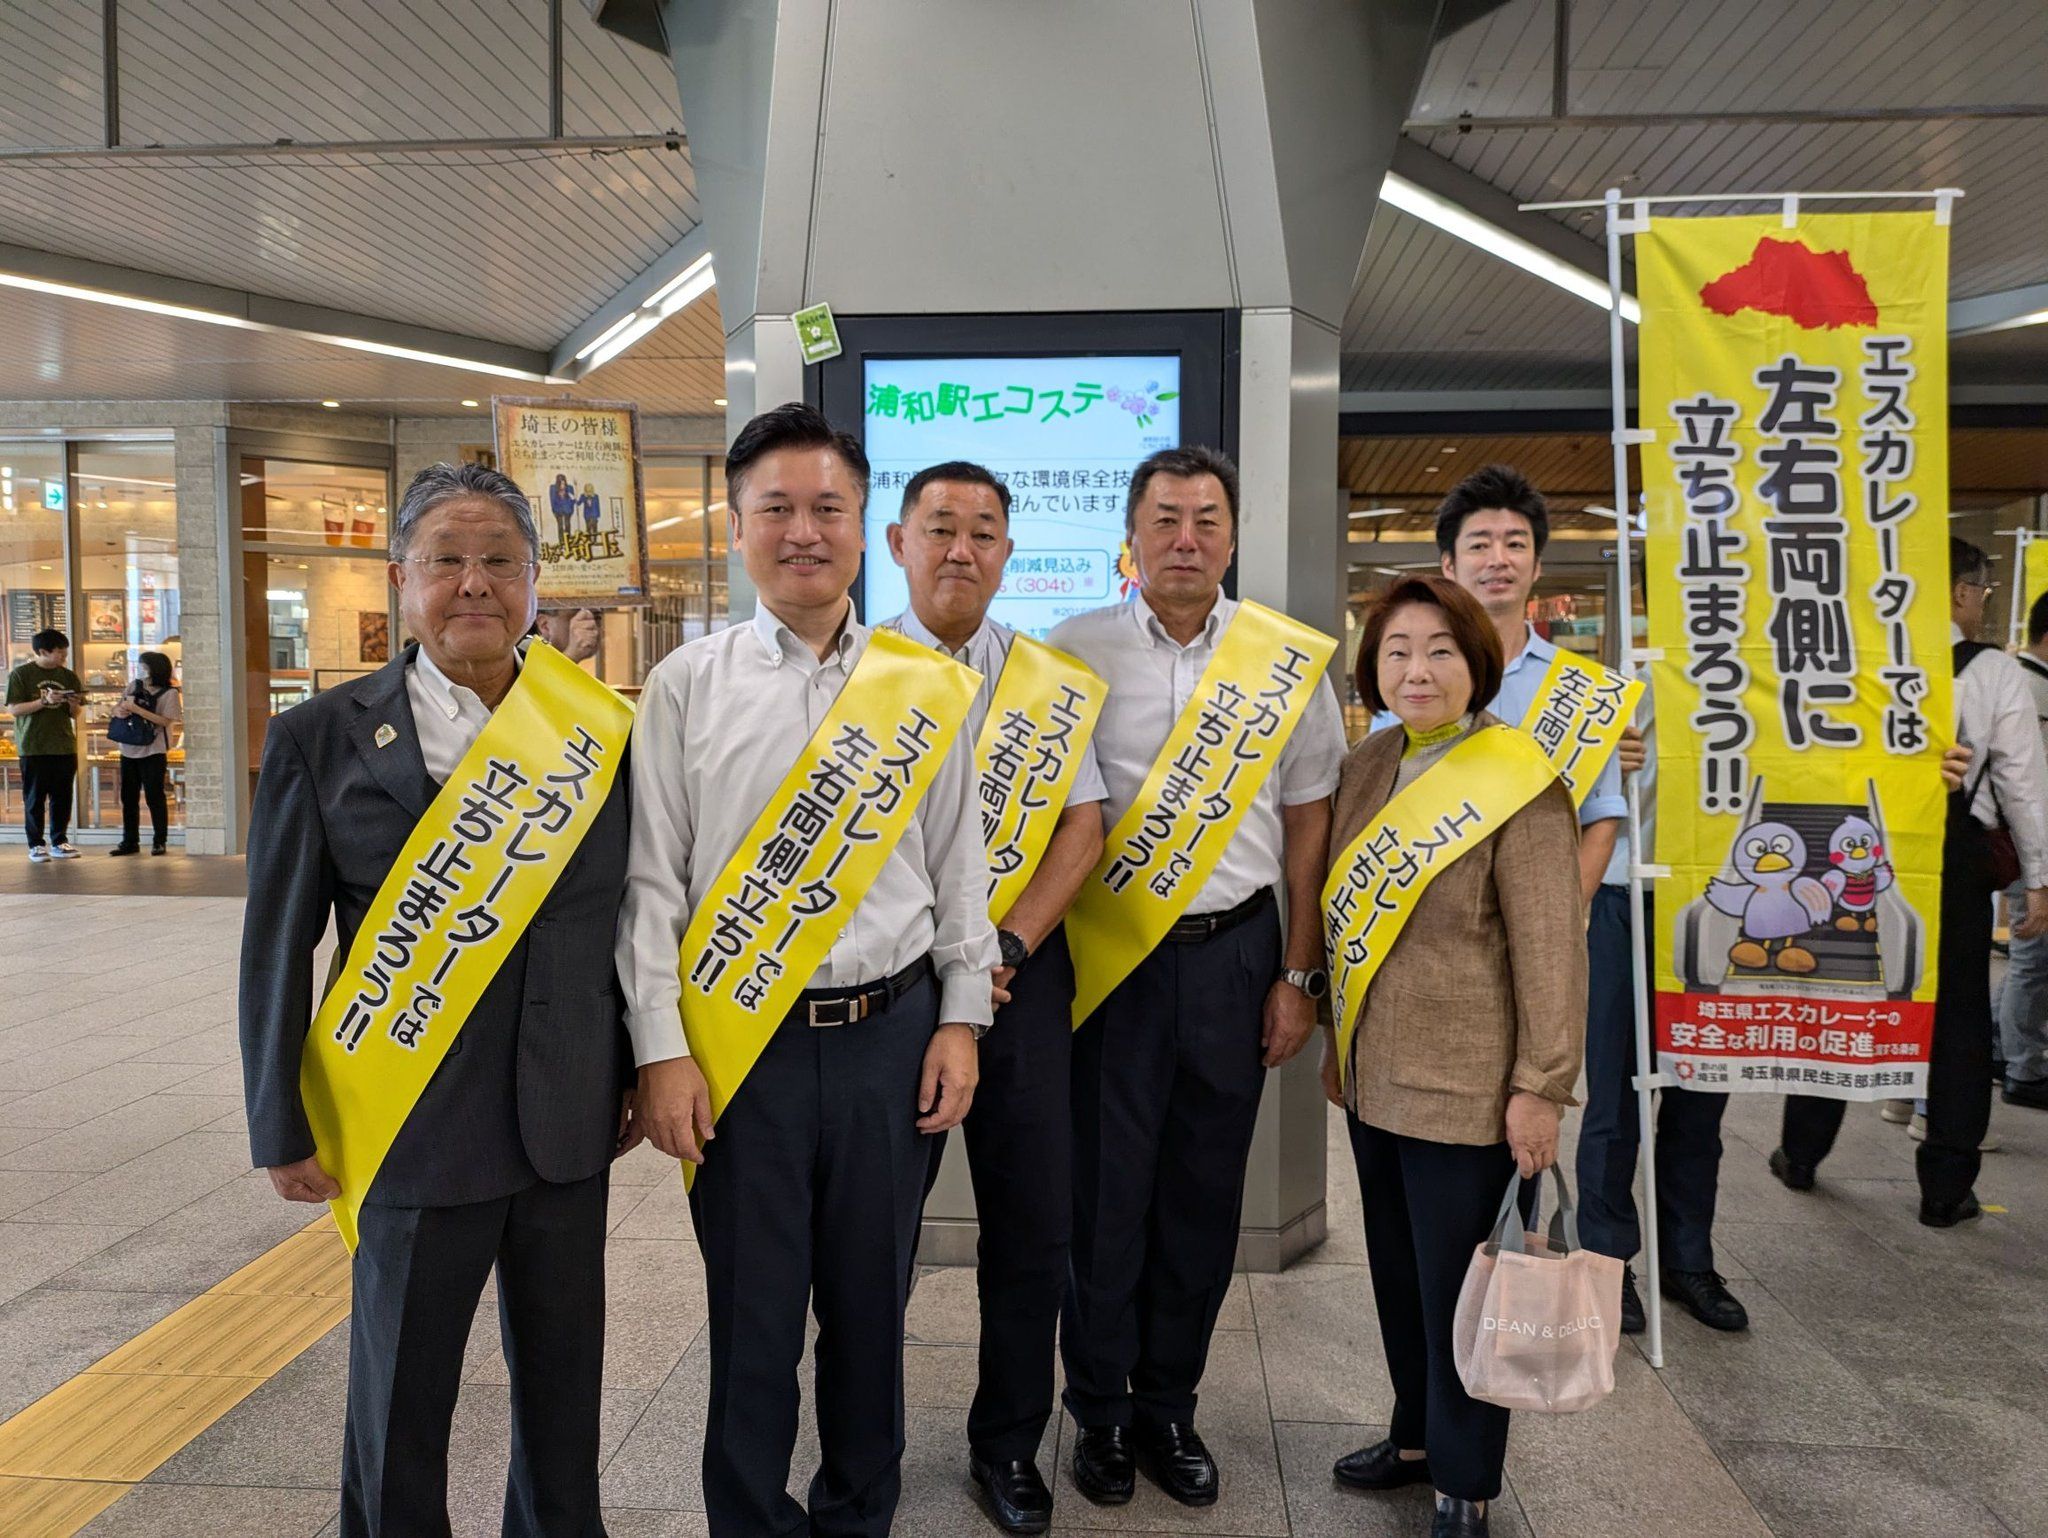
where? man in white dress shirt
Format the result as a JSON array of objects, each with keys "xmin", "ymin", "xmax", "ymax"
[
  {"xmin": 1048, "ymin": 446, "xmax": 1345, "ymax": 1508},
  {"xmin": 618, "ymin": 405, "xmax": 997, "ymax": 1538},
  {"xmin": 1775, "ymin": 536, "xmax": 2048, "ymax": 1226},
  {"xmin": 881, "ymin": 460, "xmax": 1107, "ymax": 1532}
]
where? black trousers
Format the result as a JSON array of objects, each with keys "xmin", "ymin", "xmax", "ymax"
[
  {"xmin": 1576, "ymin": 887, "xmax": 1730, "ymax": 1271},
  {"xmin": 1062, "ymin": 892, "xmax": 1278, "ymax": 1429},
  {"xmin": 1782, "ymin": 804, "xmax": 1996, "ymax": 1208},
  {"xmin": 1349, "ymin": 1116, "xmax": 1517, "ymax": 1503},
  {"xmin": 341, "ymin": 1173, "xmax": 609, "ymax": 1538},
  {"xmin": 20, "ymin": 752, "xmax": 73, "ymax": 845},
  {"xmin": 691, "ymin": 973, "xmax": 938, "ymax": 1538},
  {"xmin": 922, "ymin": 925, "xmax": 1075, "ymax": 1462},
  {"xmin": 119, "ymin": 753, "xmax": 169, "ymax": 849}
]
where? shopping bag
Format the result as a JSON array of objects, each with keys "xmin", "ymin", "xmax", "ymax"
[{"xmin": 1451, "ymin": 1167, "xmax": 1623, "ymax": 1413}]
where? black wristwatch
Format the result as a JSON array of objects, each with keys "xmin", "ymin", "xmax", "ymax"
[
  {"xmin": 1282, "ymin": 967, "xmax": 1329, "ymax": 1000},
  {"xmin": 997, "ymin": 929, "xmax": 1031, "ymax": 968}
]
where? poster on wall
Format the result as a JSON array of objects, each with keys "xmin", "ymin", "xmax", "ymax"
[
  {"xmin": 358, "ymin": 610, "xmax": 390, "ymax": 664},
  {"xmin": 859, "ymin": 355, "xmax": 1182, "ymax": 639},
  {"xmin": 491, "ymin": 397, "xmax": 649, "ymax": 607},
  {"xmin": 87, "ymin": 593, "xmax": 126, "ymax": 643},
  {"xmin": 1639, "ymin": 210, "xmax": 1952, "ymax": 1101}
]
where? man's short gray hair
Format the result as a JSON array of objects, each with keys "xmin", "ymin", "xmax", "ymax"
[{"xmin": 390, "ymin": 462, "xmax": 541, "ymax": 562}]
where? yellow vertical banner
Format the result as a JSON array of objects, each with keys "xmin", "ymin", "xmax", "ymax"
[
  {"xmin": 2022, "ymin": 534, "xmax": 2048, "ymax": 638},
  {"xmin": 1639, "ymin": 210, "xmax": 1951, "ymax": 1101}
]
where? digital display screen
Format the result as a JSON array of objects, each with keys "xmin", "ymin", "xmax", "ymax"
[{"xmin": 860, "ymin": 354, "xmax": 1181, "ymax": 638}]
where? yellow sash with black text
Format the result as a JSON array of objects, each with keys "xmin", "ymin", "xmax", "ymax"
[
  {"xmin": 1324, "ymin": 726, "xmax": 1556, "ymax": 1090},
  {"xmin": 1517, "ymin": 649, "xmax": 1642, "ymax": 808},
  {"xmin": 978, "ymin": 635, "xmax": 1107, "ymax": 919},
  {"xmin": 302, "ymin": 643, "xmax": 635, "ymax": 1251},
  {"xmin": 679, "ymin": 629, "xmax": 978, "ymax": 1177},
  {"xmin": 1067, "ymin": 601, "xmax": 1337, "ymax": 1025}
]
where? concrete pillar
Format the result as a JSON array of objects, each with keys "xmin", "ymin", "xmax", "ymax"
[
  {"xmin": 172, "ymin": 425, "xmax": 234, "ymax": 855},
  {"xmin": 615, "ymin": 0, "xmax": 1440, "ymax": 1267}
]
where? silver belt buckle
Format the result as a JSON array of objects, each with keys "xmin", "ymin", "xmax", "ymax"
[{"xmin": 806, "ymin": 992, "xmax": 873, "ymax": 1028}]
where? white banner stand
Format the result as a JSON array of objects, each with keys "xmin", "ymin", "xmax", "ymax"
[{"xmin": 1514, "ymin": 182, "xmax": 1965, "ymax": 1372}]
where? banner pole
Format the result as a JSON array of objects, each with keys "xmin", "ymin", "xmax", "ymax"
[
  {"xmin": 2012, "ymin": 528, "xmax": 2032, "ymax": 650},
  {"xmin": 1604, "ymin": 186, "xmax": 1666, "ymax": 1371}
]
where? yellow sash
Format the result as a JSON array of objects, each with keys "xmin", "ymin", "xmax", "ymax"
[
  {"xmin": 979, "ymin": 635, "xmax": 1107, "ymax": 920},
  {"xmin": 1518, "ymin": 650, "xmax": 1643, "ymax": 808},
  {"xmin": 302, "ymin": 645, "xmax": 634, "ymax": 1250},
  {"xmin": 679, "ymin": 628, "xmax": 978, "ymax": 1149},
  {"xmin": 1066, "ymin": 600, "xmax": 1337, "ymax": 1025},
  {"xmin": 1324, "ymin": 726, "xmax": 1556, "ymax": 1090}
]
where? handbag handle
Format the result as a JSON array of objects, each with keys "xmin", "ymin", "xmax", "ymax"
[{"xmin": 1489, "ymin": 1166, "xmax": 1583, "ymax": 1256}]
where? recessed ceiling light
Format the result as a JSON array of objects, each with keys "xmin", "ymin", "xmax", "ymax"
[
  {"xmin": 461, "ymin": 399, "xmax": 479, "ymax": 408},
  {"xmin": 714, "ymin": 397, "xmax": 728, "ymax": 407},
  {"xmin": 1441, "ymin": 446, "xmax": 1458, "ymax": 454},
  {"xmin": 321, "ymin": 399, "xmax": 340, "ymax": 409}
]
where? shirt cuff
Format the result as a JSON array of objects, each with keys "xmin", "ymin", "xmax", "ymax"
[
  {"xmin": 625, "ymin": 1006, "xmax": 690, "ymax": 1066},
  {"xmin": 939, "ymin": 968, "xmax": 995, "ymax": 1029},
  {"xmin": 1580, "ymin": 796, "xmax": 1627, "ymax": 825}
]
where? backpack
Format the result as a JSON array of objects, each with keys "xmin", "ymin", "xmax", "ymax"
[{"xmin": 107, "ymin": 683, "xmax": 162, "ymax": 748}]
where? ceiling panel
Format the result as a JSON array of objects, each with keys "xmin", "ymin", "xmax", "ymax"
[
  {"xmin": 0, "ymin": 283, "xmax": 724, "ymax": 417},
  {"xmin": 0, "ymin": 1, "xmax": 103, "ymax": 151}
]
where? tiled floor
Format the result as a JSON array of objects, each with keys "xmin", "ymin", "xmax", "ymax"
[{"xmin": 2, "ymin": 890, "xmax": 2045, "ymax": 1537}]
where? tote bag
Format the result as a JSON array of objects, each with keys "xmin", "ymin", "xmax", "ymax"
[{"xmin": 1452, "ymin": 1167, "xmax": 1623, "ymax": 1413}]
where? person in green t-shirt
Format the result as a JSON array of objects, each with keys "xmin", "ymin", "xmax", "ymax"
[{"xmin": 5, "ymin": 628, "xmax": 84, "ymax": 860}]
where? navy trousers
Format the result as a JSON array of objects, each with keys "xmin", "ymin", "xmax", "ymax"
[
  {"xmin": 1576, "ymin": 886, "xmax": 1730, "ymax": 1272},
  {"xmin": 690, "ymin": 973, "xmax": 938, "ymax": 1538},
  {"xmin": 1062, "ymin": 893, "xmax": 1279, "ymax": 1429}
]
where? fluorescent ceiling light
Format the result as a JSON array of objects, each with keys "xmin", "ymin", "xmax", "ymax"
[
  {"xmin": 648, "ymin": 515, "xmax": 686, "ymax": 532},
  {"xmin": 1349, "ymin": 507, "xmax": 1411, "ymax": 520},
  {"xmin": 649, "ymin": 254, "xmax": 715, "ymax": 317},
  {"xmin": 0, "ymin": 269, "xmax": 568, "ymax": 383},
  {"xmin": 583, "ymin": 310, "xmax": 664, "ymax": 370},
  {"xmin": 1380, "ymin": 172, "xmax": 1642, "ymax": 324}
]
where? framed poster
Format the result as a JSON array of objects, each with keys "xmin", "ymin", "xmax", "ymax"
[
  {"xmin": 358, "ymin": 610, "xmax": 390, "ymax": 664},
  {"xmin": 491, "ymin": 397, "xmax": 649, "ymax": 607},
  {"xmin": 87, "ymin": 593, "xmax": 127, "ymax": 642}
]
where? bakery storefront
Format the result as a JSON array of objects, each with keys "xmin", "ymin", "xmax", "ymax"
[{"xmin": 1, "ymin": 439, "xmax": 185, "ymax": 842}]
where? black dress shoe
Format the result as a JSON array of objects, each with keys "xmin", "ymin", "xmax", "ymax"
[
  {"xmin": 1919, "ymin": 1191, "xmax": 1984, "ymax": 1229},
  {"xmin": 1768, "ymin": 1148, "xmax": 1816, "ymax": 1192},
  {"xmin": 1332, "ymin": 1437, "xmax": 1430, "ymax": 1491},
  {"xmin": 970, "ymin": 1453, "xmax": 1051, "ymax": 1533},
  {"xmin": 1431, "ymin": 1496, "xmax": 1490, "ymax": 1538},
  {"xmin": 1662, "ymin": 1268, "xmax": 1749, "ymax": 1331},
  {"xmin": 1619, "ymin": 1266, "xmax": 1645, "ymax": 1335},
  {"xmin": 1134, "ymin": 1420, "xmax": 1218, "ymax": 1507},
  {"xmin": 2004, "ymin": 1076, "xmax": 2048, "ymax": 1111},
  {"xmin": 1070, "ymin": 1425, "xmax": 1133, "ymax": 1506}
]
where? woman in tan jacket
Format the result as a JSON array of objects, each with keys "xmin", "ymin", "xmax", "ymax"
[{"xmin": 1321, "ymin": 575, "xmax": 1585, "ymax": 1538}]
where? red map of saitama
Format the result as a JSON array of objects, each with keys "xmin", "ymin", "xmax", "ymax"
[{"xmin": 1699, "ymin": 237, "xmax": 1880, "ymax": 330}]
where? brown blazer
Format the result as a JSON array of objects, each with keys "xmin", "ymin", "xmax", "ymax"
[{"xmin": 1328, "ymin": 712, "xmax": 1587, "ymax": 1146}]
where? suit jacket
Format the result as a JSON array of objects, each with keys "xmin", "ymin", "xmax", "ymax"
[
  {"xmin": 238, "ymin": 645, "xmax": 633, "ymax": 1208},
  {"xmin": 1328, "ymin": 711, "xmax": 1585, "ymax": 1147}
]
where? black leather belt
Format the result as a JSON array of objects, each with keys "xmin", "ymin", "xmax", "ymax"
[
  {"xmin": 784, "ymin": 956, "xmax": 932, "ymax": 1028},
  {"xmin": 1163, "ymin": 887, "xmax": 1273, "ymax": 944}
]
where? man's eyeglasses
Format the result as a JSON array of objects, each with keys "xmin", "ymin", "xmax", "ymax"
[{"xmin": 406, "ymin": 553, "xmax": 538, "ymax": 583}]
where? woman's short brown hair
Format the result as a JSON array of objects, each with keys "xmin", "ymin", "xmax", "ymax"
[{"xmin": 1353, "ymin": 575, "xmax": 1505, "ymax": 716}]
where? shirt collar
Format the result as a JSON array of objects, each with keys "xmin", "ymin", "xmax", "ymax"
[
  {"xmin": 1131, "ymin": 590, "xmax": 1230, "ymax": 650},
  {"xmin": 752, "ymin": 598, "xmax": 861, "ymax": 668},
  {"xmin": 1501, "ymin": 622, "xmax": 1553, "ymax": 677},
  {"xmin": 412, "ymin": 645, "xmax": 514, "ymax": 720},
  {"xmin": 893, "ymin": 604, "xmax": 995, "ymax": 662}
]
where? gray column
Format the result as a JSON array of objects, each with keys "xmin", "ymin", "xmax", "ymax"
[{"xmin": 616, "ymin": 0, "xmax": 1440, "ymax": 1267}]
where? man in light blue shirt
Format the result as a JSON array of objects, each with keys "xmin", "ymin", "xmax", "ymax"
[{"xmin": 1372, "ymin": 465, "xmax": 1625, "ymax": 905}]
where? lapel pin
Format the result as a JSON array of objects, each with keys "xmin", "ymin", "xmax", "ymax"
[{"xmin": 374, "ymin": 723, "xmax": 397, "ymax": 748}]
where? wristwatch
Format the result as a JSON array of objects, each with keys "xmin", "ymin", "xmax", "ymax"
[
  {"xmin": 997, "ymin": 929, "xmax": 1031, "ymax": 968},
  {"xmin": 1281, "ymin": 967, "xmax": 1329, "ymax": 1000}
]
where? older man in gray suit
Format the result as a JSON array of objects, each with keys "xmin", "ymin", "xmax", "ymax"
[{"xmin": 239, "ymin": 462, "xmax": 637, "ymax": 1538}]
